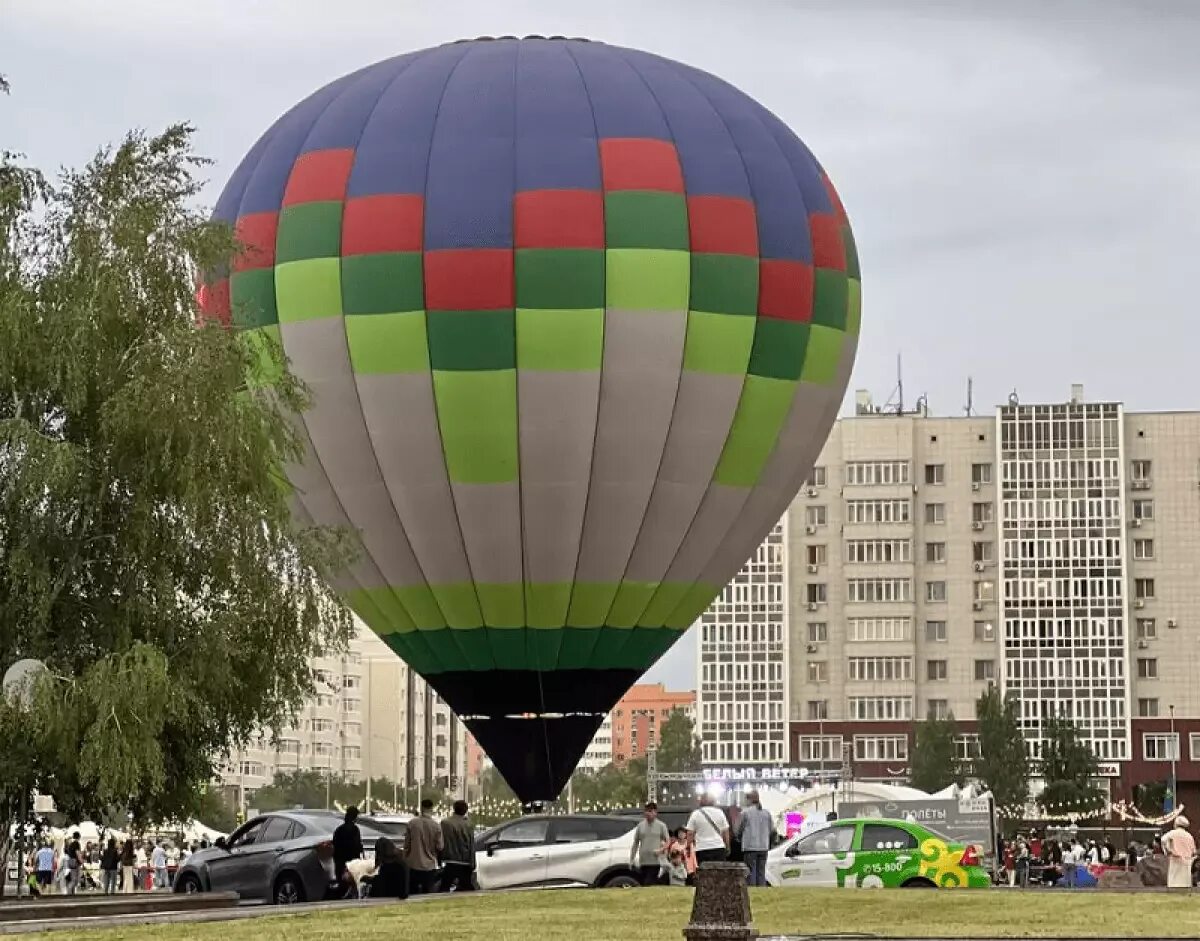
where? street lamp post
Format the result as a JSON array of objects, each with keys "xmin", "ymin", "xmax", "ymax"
[{"xmin": 1169, "ymin": 704, "xmax": 1178, "ymax": 810}]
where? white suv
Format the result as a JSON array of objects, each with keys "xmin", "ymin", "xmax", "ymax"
[{"xmin": 474, "ymin": 815, "xmax": 641, "ymax": 890}]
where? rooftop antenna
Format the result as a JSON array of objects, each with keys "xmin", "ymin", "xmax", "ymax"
[
  {"xmin": 882, "ymin": 353, "xmax": 905, "ymax": 414},
  {"xmin": 965, "ymin": 377, "xmax": 975, "ymax": 417}
]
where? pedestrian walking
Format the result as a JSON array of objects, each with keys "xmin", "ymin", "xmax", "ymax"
[
  {"xmin": 404, "ymin": 798, "xmax": 444, "ymax": 895},
  {"xmin": 439, "ymin": 800, "xmax": 475, "ymax": 892},
  {"xmin": 734, "ymin": 790, "xmax": 773, "ymax": 888},
  {"xmin": 99, "ymin": 838, "xmax": 120, "ymax": 895},
  {"xmin": 120, "ymin": 839, "xmax": 136, "ymax": 893},
  {"xmin": 34, "ymin": 842, "xmax": 55, "ymax": 894},
  {"xmin": 332, "ymin": 807, "xmax": 364, "ymax": 898},
  {"xmin": 630, "ymin": 802, "xmax": 670, "ymax": 887},
  {"xmin": 686, "ymin": 794, "xmax": 731, "ymax": 865},
  {"xmin": 151, "ymin": 842, "xmax": 168, "ymax": 889},
  {"xmin": 63, "ymin": 832, "xmax": 83, "ymax": 895}
]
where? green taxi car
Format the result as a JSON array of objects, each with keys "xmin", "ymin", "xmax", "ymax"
[{"xmin": 765, "ymin": 817, "xmax": 991, "ymax": 889}]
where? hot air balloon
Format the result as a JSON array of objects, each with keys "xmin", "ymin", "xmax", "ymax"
[{"xmin": 200, "ymin": 36, "xmax": 860, "ymax": 804}]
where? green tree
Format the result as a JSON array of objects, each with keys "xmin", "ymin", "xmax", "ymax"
[
  {"xmin": 653, "ymin": 708, "xmax": 703, "ymax": 803},
  {"xmin": 1134, "ymin": 780, "xmax": 1169, "ymax": 817},
  {"xmin": 1036, "ymin": 715, "xmax": 1104, "ymax": 816},
  {"xmin": 975, "ymin": 687, "xmax": 1030, "ymax": 817},
  {"xmin": 0, "ymin": 126, "xmax": 351, "ymax": 889},
  {"xmin": 909, "ymin": 713, "xmax": 962, "ymax": 793}
]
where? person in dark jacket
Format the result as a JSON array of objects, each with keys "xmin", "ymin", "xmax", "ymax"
[
  {"xmin": 439, "ymin": 801, "xmax": 475, "ymax": 892},
  {"xmin": 99, "ymin": 838, "xmax": 120, "ymax": 895},
  {"xmin": 332, "ymin": 806, "xmax": 364, "ymax": 894},
  {"xmin": 365, "ymin": 837, "xmax": 408, "ymax": 899}
]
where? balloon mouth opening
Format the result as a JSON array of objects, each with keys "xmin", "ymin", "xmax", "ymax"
[{"xmin": 461, "ymin": 710, "xmax": 606, "ymax": 721}]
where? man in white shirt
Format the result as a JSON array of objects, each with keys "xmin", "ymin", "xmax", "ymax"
[
  {"xmin": 151, "ymin": 843, "xmax": 168, "ymax": 889},
  {"xmin": 1060, "ymin": 842, "xmax": 1077, "ymax": 888},
  {"xmin": 686, "ymin": 795, "xmax": 730, "ymax": 865}
]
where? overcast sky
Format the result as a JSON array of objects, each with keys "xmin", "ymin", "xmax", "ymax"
[{"xmin": 6, "ymin": 0, "xmax": 1198, "ymax": 690}]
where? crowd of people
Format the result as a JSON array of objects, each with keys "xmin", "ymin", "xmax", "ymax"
[{"xmin": 21, "ymin": 831, "xmax": 212, "ymax": 897}]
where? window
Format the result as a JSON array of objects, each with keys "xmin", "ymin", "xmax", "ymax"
[
  {"xmin": 972, "ymin": 542, "xmax": 994, "ymax": 563},
  {"xmin": 925, "ymin": 464, "xmax": 945, "ymax": 485},
  {"xmin": 847, "ymin": 657, "xmax": 913, "ymax": 682},
  {"xmin": 926, "ymin": 581, "xmax": 947, "ymax": 603},
  {"xmin": 1137, "ymin": 698, "xmax": 1159, "ymax": 718},
  {"xmin": 807, "ymin": 622, "xmax": 828, "ymax": 643},
  {"xmin": 1136, "ymin": 618, "xmax": 1157, "ymax": 640},
  {"xmin": 1135, "ymin": 578, "xmax": 1156, "ymax": 600},
  {"xmin": 847, "ymin": 697, "xmax": 912, "ymax": 720},
  {"xmin": 495, "ymin": 819, "xmax": 551, "ymax": 847},
  {"xmin": 791, "ymin": 826, "xmax": 855, "ymax": 857},
  {"xmin": 847, "ymin": 578, "xmax": 912, "ymax": 603},
  {"xmin": 972, "ymin": 463, "xmax": 993, "ymax": 484},
  {"xmin": 924, "ymin": 503, "xmax": 946, "ymax": 524},
  {"xmin": 847, "ymin": 618, "xmax": 912, "ymax": 642},
  {"xmin": 862, "ymin": 824, "xmax": 919, "ymax": 851},
  {"xmin": 925, "ymin": 620, "xmax": 947, "ymax": 642},
  {"xmin": 1134, "ymin": 539, "xmax": 1155, "ymax": 560},
  {"xmin": 925, "ymin": 542, "xmax": 946, "ymax": 563},
  {"xmin": 954, "ymin": 734, "xmax": 980, "ymax": 761},
  {"xmin": 1133, "ymin": 499, "xmax": 1154, "ymax": 520},
  {"xmin": 927, "ymin": 699, "xmax": 951, "ymax": 720},
  {"xmin": 797, "ymin": 735, "xmax": 842, "ymax": 762},
  {"xmin": 343, "ymin": 674, "xmax": 362, "ymax": 689},
  {"xmin": 807, "ymin": 584, "xmax": 827, "ymax": 604},
  {"xmin": 806, "ymin": 700, "xmax": 829, "ymax": 721},
  {"xmin": 807, "ymin": 661, "xmax": 828, "ymax": 683},
  {"xmin": 1132, "ymin": 459, "xmax": 1152, "ymax": 482},
  {"xmin": 1191, "ymin": 734, "xmax": 1200, "ymax": 761},
  {"xmin": 974, "ymin": 580, "xmax": 995, "ymax": 602},
  {"xmin": 805, "ymin": 505, "xmax": 828, "ymax": 527},
  {"xmin": 310, "ymin": 718, "xmax": 333, "ymax": 733},
  {"xmin": 926, "ymin": 660, "xmax": 948, "ymax": 681},
  {"xmin": 231, "ymin": 819, "xmax": 269, "ymax": 848},
  {"xmin": 1144, "ymin": 732, "xmax": 1179, "ymax": 762},
  {"xmin": 972, "ymin": 502, "xmax": 994, "ymax": 523},
  {"xmin": 342, "ymin": 745, "xmax": 361, "ymax": 760},
  {"xmin": 846, "ymin": 499, "xmax": 911, "ymax": 524},
  {"xmin": 807, "ymin": 544, "xmax": 828, "ymax": 566},
  {"xmin": 974, "ymin": 660, "xmax": 995, "ymax": 681},
  {"xmin": 854, "ymin": 736, "xmax": 909, "ymax": 762},
  {"xmin": 974, "ymin": 620, "xmax": 995, "ymax": 642},
  {"xmin": 810, "ymin": 466, "xmax": 828, "ymax": 487},
  {"xmin": 1137, "ymin": 658, "xmax": 1158, "ymax": 679},
  {"xmin": 845, "ymin": 460, "xmax": 910, "ymax": 486},
  {"xmin": 845, "ymin": 539, "xmax": 911, "ymax": 564}
]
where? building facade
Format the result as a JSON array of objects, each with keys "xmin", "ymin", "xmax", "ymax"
[
  {"xmin": 222, "ymin": 622, "xmax": 468, "ymax": 809},
  {"xmin": 609, "ymin": 684, "xmax": 696, "ymax": 767},
  {"xmin": 779, "ymin": 388, "xmax": 1200, "ymax": 805},
  {"xmin": 579, "ymin": 713, "xmax": 614, "ymax": 773},
  {"xmin": 697, "ymin": 520, "xmax": 790, "ymax": 766}
]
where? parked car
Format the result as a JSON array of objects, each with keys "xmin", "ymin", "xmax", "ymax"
[
  {"xmin": 766, "ymin": 817, "xmax": 990, "ymax": 889},
  {"xmin": 610, "ymin": 804, "xmax": 746, "ymax": 859},
  {"xmin": 174, "ymin": 810, "xmax": 405, "ymax": 904},
  {"xmin": 474, "ymin": 814, "xmax": 640, "ymax": 889}
]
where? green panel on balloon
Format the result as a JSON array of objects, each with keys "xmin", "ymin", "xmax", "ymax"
[
  {"xmin": 420, "ymin": 628, "xmax": 471, "ymax": 672},
  {"xmin": 801, "ymin": 325, "xmax": 845, "ymax": 385},
  {"xmin": 556, "ymin": 627, "xmax": 601, "ymax": 670},
  {"xmin": 846, "ymin": 279, "xmax": 862, "ymax": 335},
  {"xmin": 638, "ymin": 581, "xmax": 692, "ymax": 628},
  {"xmin": 426, "ymin": 310, "xmax": 516, "ymax": 371},
  {"xmin": 345, "ymin": 312, "xmax": 430, "ymax": 374},
  {"xmin": 664, "ymin": 582, "xmax": 721, "ymax": 629},
  {"xmin": 604, "ymin": 192, "xmax": 689, "ymax": 251},
  {"xmin": 682, "ymin": 311, "xmax": 756, "ymax": 375},
  {"xmin": 394, "ymin": 584, "xmax": 449, "ymax": 630},
  {"xmin": 589, "ymin": 626, "xmax": 636, "ymax": 670},
  {"xmin": 428, "ymin": 583, "xmax": 484, "ymax": 630},
  {"xmin": 605, "ymin": 250, "xmax": 690, "ymax": 310},
  {"xmin": 525, "ymin": 582, "xmax": 573, "ymax": 629},
  {"xmin": 239, "ymin": 325, "xmax": 283, "ymax": 387},
  {"xmin": 689, "ymin": 253, "xmax": 758, "ymax": 316},
  {"xmin": 606, "ymin": 581, "xmax": 659, "ymax": 628},
  {"xmin": 275, "ymin": 259, "xmax": 342, "ymax": 322},
  {"xmin": 275, "ymin": 202, "xmax": 343, "ymax": 263},
  {"xmin": 566, "ymin": 582, "xmax": 620, "ymax": 628},
  {"xmin": 432, "ymin": 370, "xmax": 518, "ymax": 484},
  {"xmin": 476, "ymin": 582, "xmax": 525, "ymax": 629},
  {"xmin": 230, "ymin": 268, "xmax": 278, "ymax": 328},
  {"xmin": 749, "ymin": 318, "xmax": 810, "ymax": 381},
  {"xmin": 516, "ymin": 308, "xmax": 604, "ymax": 371},
  {"xmin": 344, "ymin": 586, "xmax": 415, "ymax": 633},
  {"xmin": 525, "ymin": 629, "xmax": 562, "ymax": 672},
  {"xmin": 842, "ymin": 226, "xmax": 860, "ymax": 280},
  {"xmin": 341, "ymin": 252, "xmax": 424, "ymax": 315},
  {"xmin": 713, "ymin": 376, "xmax": 797, "ymax": 487},
  {"xmin": 812, "ymin": 268, "xmax": 849, "ymax": 331},
  {"xmin": 486, "ymin": 626, "xmax": 528, "ymax": 671},
  {"xmin": 515, "ymin": 250, "xmax": 604, "ymax": 310}
]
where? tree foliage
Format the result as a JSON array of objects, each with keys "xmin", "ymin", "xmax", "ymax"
[
  {"xmin": 652, "ymin": 708, "xmax": 702, "ymax": 803},
  {"xmin": 0, "ymin": 124, "xmax": 351, "ymax": 884},
  {"xmin": 910, "ymin": 713, "xmax": 963, "ymax": 793},
  {"xmin": 975, "ymin": 686, "xmax": 1030, "ymax": 815},
  {"xmin": 1036, "ymin": 715, "xmax": 1104, "ymax": 815}
]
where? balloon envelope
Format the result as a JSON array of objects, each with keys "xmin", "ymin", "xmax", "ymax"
[{"xmin": 203, "ymin": 37, "xmax": 860, "ymax": 802}]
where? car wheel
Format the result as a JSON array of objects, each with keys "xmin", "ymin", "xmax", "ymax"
[
  {"xmin": 274, "ymin": 873, "xmax": 307, "ymax": 905},
  {"xmin": 601, "ymin": 873, "xmax": 640, "ymax": 889},
  {"xmin": 902, "ymin": 877, "xmax": 936, "ymax": 888},
  {"xmin": 176, "ymin": 873, "xmax": 202, "ymax": 894}
]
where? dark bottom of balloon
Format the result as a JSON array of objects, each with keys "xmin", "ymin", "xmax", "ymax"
[{"xmin": 421, "ymin": 667, "xmax": 643, "ymax": 804}]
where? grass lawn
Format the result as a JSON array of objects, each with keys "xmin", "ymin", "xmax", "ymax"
[{"xmin": 43, "ymin": 888, "xmax": 1200, "ymax": 940}]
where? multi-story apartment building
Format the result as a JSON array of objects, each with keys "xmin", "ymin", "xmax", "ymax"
[
  {"xmin": 781, "ymin": 386, "xmax": 1200, "ymax": 808},
  {"xmin": 222, "ymin": 622, "xmax": 467, "ymax": 809},
  {"xmin": 579, "ymin": 713, "xmax": 614, "ymax": 773},
  {"xmin": 697, "ymin": 521, "xmax": 789, "ymax": 766},
  {"xmin": 612, "ymin": 683, "xmax": 696, "ymax": 766}
]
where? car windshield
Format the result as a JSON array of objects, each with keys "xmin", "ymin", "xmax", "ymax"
[{"xmin": 360, "ymin": 817, "xmax": 407, "ymax": 836}]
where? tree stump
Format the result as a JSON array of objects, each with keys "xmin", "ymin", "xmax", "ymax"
[{"xmin": 683, "ymin": 862, "xmax": 758, "ymax": 941}]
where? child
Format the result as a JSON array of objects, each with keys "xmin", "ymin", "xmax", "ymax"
[{"xmin": 666, "ymin": 848, "xmax": 689, "ymax": 886}]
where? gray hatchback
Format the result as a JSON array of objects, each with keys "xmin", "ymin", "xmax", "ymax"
[{"xmin": 174, "ymin": 810, "xmax": 405, "ymax": 904}]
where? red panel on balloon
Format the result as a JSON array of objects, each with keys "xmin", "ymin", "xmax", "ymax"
[
  {"xmin": 758, "ymin": 259, "xmax": 814, "ymax": 322},
  {"xmin": 342, "ymin": 195, "xmax": 424, "ymax": 255},
  {"xmin": 514, "ymin": 190, "xmax": 604, "ymax": 249},
  {"xmin": 232, "ymin": 212, "xmax": 278, "ymax": 271},
  {"xmin": 425, "ymin": 249, "xmax": 514, "ymax": 310},
  {"xmin": 282, "ymin": 148, "xmax": 355, "ymax": 206},
  {"xmin": 822, "ymin": 173, "xmax": 849, "ymax": 224},
  {"xmin": 599, "ymin": 138, "xmax": 684, "ymax": 193},
  {"xmin": 809, "ymin": 213, "xmax": 846, "ymax": 271},
  {"xmin": 687, "ymin": 196, "xmax": 758, "ymax": 256}
]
